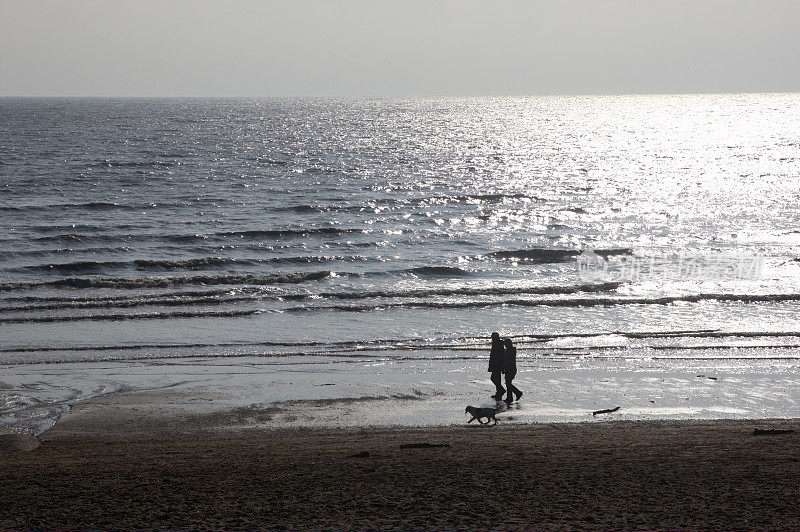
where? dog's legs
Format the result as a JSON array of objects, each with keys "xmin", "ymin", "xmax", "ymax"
[{"xmin": 467, "ymin": 416, "xmax": 476, "ymax": 423}]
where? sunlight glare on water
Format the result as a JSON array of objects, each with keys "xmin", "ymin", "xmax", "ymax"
[{"xmin": 0, "ymin": 93, "xmax": 799, "ymax": 358}]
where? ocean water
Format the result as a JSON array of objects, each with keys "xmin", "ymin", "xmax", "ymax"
[{"xmin": 2, "ymin": 94, "xmax": 800, "ymax": 432}]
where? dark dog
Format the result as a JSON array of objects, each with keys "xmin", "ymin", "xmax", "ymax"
[{"xmin": 465, "ymin": 405, "xmax": 498, "ymax": 425}]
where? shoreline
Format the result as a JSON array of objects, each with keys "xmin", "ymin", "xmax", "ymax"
[
  {"xmin": 3, "ymin": 416, "xmax": 799, "ymax": 530},
  {"xmin": 36, "ymin": 384, "xmax": 800, "ymax": 441},
  {"xmin": 5, "ymin": 351, "xmax": 800, "ymax": 436}
]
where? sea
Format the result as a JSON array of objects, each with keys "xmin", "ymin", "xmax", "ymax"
[{"xmin": 2, "ymin": 94, "xmax": 800, "ymax": 433}]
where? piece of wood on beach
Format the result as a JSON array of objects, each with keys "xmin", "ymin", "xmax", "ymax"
[
  {"xmin": 753, "ymin": 428, "xmax": 795, "ymax": 436},
  {"xmin": 399, "ymin": 442, "xmax": 451, "ymax": 449},
  {"xmin": 592, "ymin": 406, "xmax": 620, "ymax": 416}
]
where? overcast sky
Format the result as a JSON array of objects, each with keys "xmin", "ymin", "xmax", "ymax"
[{"xmin": 1, "ymin": 0, "xmax": 798, "ymax": 97}]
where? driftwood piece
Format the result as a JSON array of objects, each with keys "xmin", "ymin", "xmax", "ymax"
[
  {"xmin": 753, "ymin": 428, "xmax": 795, "ymax": 436},
  {"xmin": 592, "ymin": 406, "xmax": 620, "ymax": 416},
  {"xmin": 399, "ymin": 442, "xmax": 451, "ymax": 449}
]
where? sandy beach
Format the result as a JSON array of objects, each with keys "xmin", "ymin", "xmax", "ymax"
[
  {"xmin": 2, "ymin": 394, "xmax": 799, "ymax": 530},
  {"xmin": 4, "ymin": 343, "xmax": 800, "ymax": 530}
]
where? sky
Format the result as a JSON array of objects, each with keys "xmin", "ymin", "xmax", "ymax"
[{"xmin": 1, "ymin": 0, "xmax": 798, "ymax": 97}]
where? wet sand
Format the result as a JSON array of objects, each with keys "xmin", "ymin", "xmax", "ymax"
[{"xmin": 2, "ymin": 408, "xmax": 799, "ymax": 530}]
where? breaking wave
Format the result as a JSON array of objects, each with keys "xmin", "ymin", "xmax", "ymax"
[
  {"xmin": 403, "ymin": 266, "xmax": 471, "ymax": 277},
  {"xmin": 5, "ymin": 329, "xmax": 800, "ymax": 366},
  {"xmin": 0, "ymin": 271, "xmax": 331, "ymax": 291},
  {"xmin": 0, "ymin": 309, "xmax": 260, "ymax": 324},
  {"xmin": 287, "ymin": 292, "xmax": 800, "ymax": 312},
  {"xmin": 0, "ymin": 282, "xmax": 623, "ymax": 312},
  {"xmin": 25, "ymin": 227, "xmax": 363, "ymax": 245},
  {"xmin": 488, "ymin": 248, "xmax": 633, "ymax": 263}
]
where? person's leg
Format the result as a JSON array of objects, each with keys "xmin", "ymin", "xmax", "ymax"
[
  {"xmin": 490, "ymin": 371, "xmax": 505, "ymax": 397},
  {"xmin": 504, "ymin": 372, "xmax": 516, "ymax": 403},
  {"xmin": 510, "ymin": 381, "xmax": 522, "ymax": 401}
]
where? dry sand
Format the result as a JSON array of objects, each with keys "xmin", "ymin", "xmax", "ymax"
[{"xmin": 2, "ymin": 401, "xmax": 800, "ymax": 530}]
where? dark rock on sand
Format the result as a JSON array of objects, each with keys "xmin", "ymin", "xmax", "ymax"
[
  {"xmin": 753, "ymin": 428, "xmax": 795, "ymax": 436},
  {"xmin": 349, "ymin": 451, "xmax": 370, "ymax": 458},
  {"xmin": 399, "ymin": 442, "xmax": 451, "ymax": 449},
  {"xmin": 0, "ymin": 434, "xmax": 40, "ymax": 454}
]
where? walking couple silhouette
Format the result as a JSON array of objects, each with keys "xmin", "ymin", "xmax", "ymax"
[{"xmin": 488, "ymin": 332, "xmax": 523, "ymax": 405}]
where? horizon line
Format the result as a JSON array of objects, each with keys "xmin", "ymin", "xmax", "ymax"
[{"xmin": 2, "ymin": 90, "xmax": 799, "ymax": 99}]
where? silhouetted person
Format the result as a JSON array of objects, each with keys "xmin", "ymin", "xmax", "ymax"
[
  {"xmin": 488, "ymin": 332, "xmax": 505, "ymax": 399},
  {"xmin": 503, "ymin": 337, "xmax": 522, "ymax": 405}
]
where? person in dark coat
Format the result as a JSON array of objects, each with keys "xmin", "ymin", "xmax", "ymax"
[
  {"xmin": 503, "ymin": 337, "xmax": 523, "ymax": 405},
  {"xmin": 488, "ymin": 332, "xmax": 505, "ymax": 399}
]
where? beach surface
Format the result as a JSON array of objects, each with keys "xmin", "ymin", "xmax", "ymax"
[
  {"xmin": 2, "ymin": 393, "xmax": 799, "ymax": 531},
  {"xmin": 6, "ymin": 351, "xmax": 800, "ymax": 435}
]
